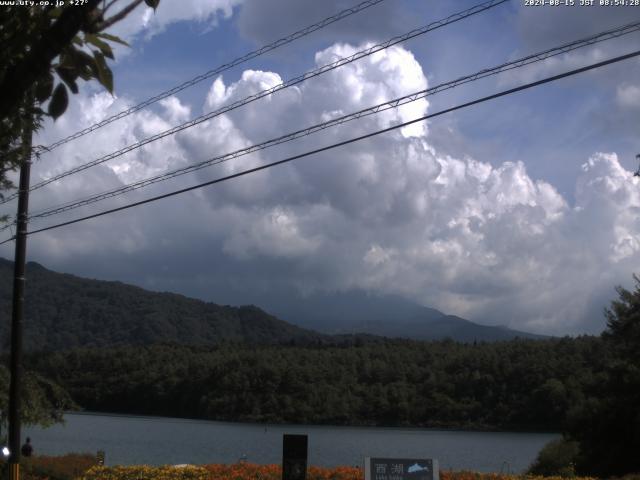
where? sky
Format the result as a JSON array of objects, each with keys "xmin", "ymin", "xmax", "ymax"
[{"xmin": 1, "ymin": 0, "xmax": 640, "ymax": 336}]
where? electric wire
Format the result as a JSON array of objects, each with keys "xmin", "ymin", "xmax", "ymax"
[
  {"xmin": 0, "ymin": 0, "xmax": 509, "ymax": 206},
  {"xmin": 33, "ymin": 0, "xmax": 390, "ymax": 155},
  {"xmin": 15, "ymin": 19, "xmax": 640, "ymax": 225},
  {"xmin": 0, "ymin": 48, "xmax": 636, "ymax": 246}
]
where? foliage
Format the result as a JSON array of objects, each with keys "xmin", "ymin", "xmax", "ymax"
[
  {"xmin": 0, "ymin": 0, "xmax": 159, "ymax": 195},
  {"xmin": 27, "ymin": 336, "xmax": 606, "ymax": 431},
  {"xmin": 527, "ymin": 438, "xmax": 579, "ymax": 477},
  {"xmin": 0, "ymin": 364, "xmax": 77, "ymax": 441},
  {"xmin": 567, "ymin": 276, "xmax": 640, "ymax": 477}
]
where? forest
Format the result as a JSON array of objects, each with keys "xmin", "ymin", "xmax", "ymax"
[{"xmin": 26, "ymin": 337, "xmax": 604, "ymax": 432}]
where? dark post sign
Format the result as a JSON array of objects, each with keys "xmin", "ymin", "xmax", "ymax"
[
  {"xmin": 365, "ymin": 458, "xmax": 439, "ymax": 480},
  {"xmin": 282, "ymin": 434, "xmax": 308, "ymax": 480}
]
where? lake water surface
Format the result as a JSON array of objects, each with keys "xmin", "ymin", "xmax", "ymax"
[{"xmin": 24, "ymin": 413, "xmax": 557, "ymax": 473}]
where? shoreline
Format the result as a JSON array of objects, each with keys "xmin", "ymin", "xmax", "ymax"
[{"xmin": 63, "ymin": 410, "xmax": 560, "ymax": 435}]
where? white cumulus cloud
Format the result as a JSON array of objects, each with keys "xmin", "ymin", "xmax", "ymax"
[
  {"xmin": 3, "ymin": 43, "xmax": 639, "ymax": 336},
  {"xmin": 109, "ymin": 0, "xmax": 242, "ymax": 44}
]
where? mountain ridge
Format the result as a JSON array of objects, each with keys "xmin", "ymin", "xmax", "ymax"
[
  {"xmin": 0, "ymin": 258, "xmax": 545, "ymax": 350},
  {"xmin": 262, "ymin": 289, "xmax": 547, "ymax": 341},
  {"xmin": 0, "ymin": 258, "xmax": 327, "ymax": 351}
]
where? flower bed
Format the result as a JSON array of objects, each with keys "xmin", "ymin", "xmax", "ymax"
[
  {"xmin": 1, "ymin": 453, "xmax": 97, "ymax": 480},
  {"xmin": 78, "ymin": 465, "xmax": 211, "ymax": 480},
  {"xmin": 77, "ymin": 463, "xmax": 601, "ymax": 480}
]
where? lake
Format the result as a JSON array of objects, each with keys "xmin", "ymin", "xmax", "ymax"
[{"xmin": 24, "ymin": 412, "xmax": 557, "ymax": 473}]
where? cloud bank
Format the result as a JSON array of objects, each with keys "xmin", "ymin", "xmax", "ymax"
[{"xmin": 3, "ymin": 42, "xmax": 639, "ymax": 336}]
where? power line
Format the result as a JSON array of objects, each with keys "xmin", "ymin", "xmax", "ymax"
[
  {"xmin": 12, "ymin": 0, "xmax": 509, "ymax": 201},
  {"xmin": 0, "ymin": 48, "xmax": 636, "ymax": 246},
  {"xmin": 17, "ymin": 19, "xmax": 640, "ymax": 224},
  {"xmin": 0, "ymin": 0, "xmax": 509, "ymax": 206},
  {"xmin": 33, "ymin": 0, "xmax": 389, "ymax": 155}
]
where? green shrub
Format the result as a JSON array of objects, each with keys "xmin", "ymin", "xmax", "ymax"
[{"xmin": 528, "ymin": 438, "xmax": 580, "ymax": 477}]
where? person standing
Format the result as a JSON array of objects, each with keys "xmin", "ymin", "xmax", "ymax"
[{"xmin": 20, "ymin": 437, "xmax": 33, "ymax": 457}]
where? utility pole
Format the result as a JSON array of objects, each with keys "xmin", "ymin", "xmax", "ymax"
[
  {"xmin": 7, "ymin": 95, "xmax": 33, "ymax": 480},
  {"xmin": 634, "ymin": 154, "xmax": 640, "ymax": 177}
]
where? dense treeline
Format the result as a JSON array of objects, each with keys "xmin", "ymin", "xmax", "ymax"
[{"xmin": 27, "ymin": 336, "xmax": 605, "ymax": 431}]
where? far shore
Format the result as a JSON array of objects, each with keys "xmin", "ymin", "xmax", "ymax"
[{"xmin": 63, "ymin": 410, "xmax": 561, "ymax": 435}]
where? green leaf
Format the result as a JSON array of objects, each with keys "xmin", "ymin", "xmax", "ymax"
[
  {"xmin": 73, "ymin": 49, "xmax": 97, "ymax": 69},
  {"xmin": 144, "ymin": 0, "xmax": 160, "ymax": 10},
  {"xmin": 35, "ymin": 73, "xmax": 54, "ymax": 104},
  {"xmin": 48, "ymin": 83, "xmax": 68, "ymax": 120},
  {"xmin": 93, "ymin": 51, "xmax": 113, "ymax": 94},
  {"xmin": 59, "ymin": 50, "xmax": 75, "ymax": 69},
  {"xmin": 85, "ymin": 33, "xmax": 114, "ymax": 59},
  {"xmin": 59, "ymin": 48, "xmax": 96, "ymax": 82},
  {"xmin": 96, "ymin": 32, "xmax": 129, "ymax": 47},
  {"xmin": 55, "ymin": 66, "xmax": 79, "ymax": 94},
  {"xmin": 77, "ymin": 66, "xmax": 93, "ymax": 82},
  {"xmin": 71, "ymin": 35, "xmax": 83, "ymax": 46}
]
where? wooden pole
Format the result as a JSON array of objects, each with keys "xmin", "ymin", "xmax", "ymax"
[{"xmin": 7, "ymin": 96, "xmax": 33, "ymax": 480}]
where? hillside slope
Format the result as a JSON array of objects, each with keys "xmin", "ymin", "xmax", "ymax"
[
  {"xmin": 0, "ymin": 258, "xmax": 326, "ymax": 351},
  {"xmin": 265, "ymin": 290, "xmax": 546, "ymax": 341},
  {"xmin": 0, "ymin": 259, "xmax": 545, "ymax": 351}
]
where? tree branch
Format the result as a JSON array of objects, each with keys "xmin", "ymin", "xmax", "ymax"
[
  {"xmin": 94, "ymin": 0, "xmax": 144, "ymax": 32},
  {"xmin": 0, "ymin": 1, "xmax": 102, "ymax": 120}
]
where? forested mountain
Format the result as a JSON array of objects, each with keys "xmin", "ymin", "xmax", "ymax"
[
  {"xmin": 0, "ymin": 258, "xmax": 327, "ymax": 351},
  {"xmin": 28, "ymin": 336, "xmax": 605, "ymax": 431},
  {"xmin": 0, "ymin": 258, "xmax": 542, "ymax": 351},
  {"xmin": 263, "ymin": 290, "xmax": 545, "ymax": 341}
]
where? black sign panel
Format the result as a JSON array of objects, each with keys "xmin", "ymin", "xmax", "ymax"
[
  {"xmin": 283, "ymin": 434, "xmax": 308, "ymax": 480},
  {"xmin": 365, "ymin": 457, "xmax": 439, "ymax": 480}
]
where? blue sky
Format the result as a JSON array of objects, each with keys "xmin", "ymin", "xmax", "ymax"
[
  {"xmin": 1, "ymin": 0, "xmax": 640, "ymax": 335},
  {"xmin": 111, "ymin": 0, "xmax": 640, "ymax": 199}
]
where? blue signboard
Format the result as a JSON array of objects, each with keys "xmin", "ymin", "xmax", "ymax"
[{"xmin": 365, "ymin": 457, "xmax": 439, "ymax": 480}]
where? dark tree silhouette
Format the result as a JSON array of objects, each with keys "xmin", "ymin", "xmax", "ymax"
[
  {"xmin": 0, "ymin": 0, "xmax": 159, "ymax": 197},
  {"xmin": 569, "ymin": 275, "xmax": 640, "ymax": 476}
]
